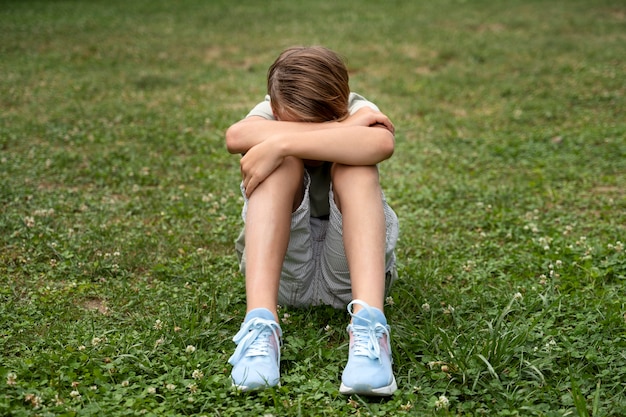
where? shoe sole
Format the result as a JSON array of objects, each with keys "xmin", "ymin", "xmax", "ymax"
[
  {"xmin": 339, "ymin": 377, "xmax": 397, "ymax": 396},
  {"xmin": 232, "ymin": 381, "xmax": 280, "ymax": 392}
]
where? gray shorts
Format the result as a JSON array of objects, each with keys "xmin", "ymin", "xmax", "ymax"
[{"xmin": 235, "ymin": 172, "xmax": 399, "ymax": 309}]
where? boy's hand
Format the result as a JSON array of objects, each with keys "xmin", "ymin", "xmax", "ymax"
[
  {"xmin": 239, "ymin": 138, "xmax": 284, "ymax": 197},
  {"xmin": 341, "ymin": 107, "xmax": 395, "ymax": 135}
]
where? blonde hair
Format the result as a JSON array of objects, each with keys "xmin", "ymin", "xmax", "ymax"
[{"xmin": 267, "ymin": 46, "xmax": 350, "ymax": 123}]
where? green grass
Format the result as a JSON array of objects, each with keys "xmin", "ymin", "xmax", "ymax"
[{"xmin": 1, "ymin": 0, "xmax": 625, "ymax": 415}]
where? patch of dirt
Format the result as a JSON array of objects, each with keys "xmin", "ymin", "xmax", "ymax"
[{"xmin": 82, "ymin": 298, "xmax": 109, "ymax": 315}]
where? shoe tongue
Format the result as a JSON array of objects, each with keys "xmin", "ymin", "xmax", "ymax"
[
  {"xmin": 245, "ymin": 308, "xmax": 275, "ymax": 323},
  {"xmin": 353, "ymin": 306, "xmax": 387, "ymax": 327}
]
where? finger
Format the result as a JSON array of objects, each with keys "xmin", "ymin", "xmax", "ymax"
[
  {"xmin": 371, "ymin": 120, "xmax": 394, "ymax": 134},
  {"xmin": 245, "ymin": 180, "xmax": 256, "ymax": 197},
  {"xmin": 381, "ymin": 116, "xmax": 395, "ymax": 134}
]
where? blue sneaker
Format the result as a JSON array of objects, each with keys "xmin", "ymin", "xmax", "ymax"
[
  {"xmin": 340, "ymin": 300, "xmax": 397, "ymax": 396},
  {"xmin": 228, "ymin": 308, "xmax": 282, "ymax": 391}
]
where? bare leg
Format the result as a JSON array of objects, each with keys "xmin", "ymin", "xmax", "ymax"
[
  {"xmin": 243, "ymin": 156, "xmax": 304, "ymax": 321},
  {"xmin": 331, "ymin": 164, "xmax": 386, "ymax": 312}
]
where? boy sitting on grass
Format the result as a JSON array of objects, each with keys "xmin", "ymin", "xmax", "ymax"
[{"xmin": 225, "ymin": 46, "xmax": 399, "ymax": 396}]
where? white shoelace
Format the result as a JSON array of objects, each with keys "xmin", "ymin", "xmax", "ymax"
[
  {"xmin": 228, "ymin": 318, "xmax": 282, "ymax": 365},
  {"xmin": 348, "ymin": 322, "xmax": 390, "ymax": 362},
  {"xmin": 346, "ymin": 300, "xmax": 391, "ymax": 363}
]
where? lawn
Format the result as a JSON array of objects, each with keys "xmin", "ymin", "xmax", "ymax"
[{"xmin": 1, "ymin": 0, "xmax": 625, "ymax": 415}]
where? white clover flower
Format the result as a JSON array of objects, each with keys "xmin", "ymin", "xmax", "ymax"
[
  {"xmin": 24, "ymin": 393, "xmax": 42, "ymax": 409},
  {"xmin": 545, "ymin": 339, "xmax": 557, "ymax": 352},
  {"xmin": 385, "ymin": 296, "xmax": 395, "ymax": 306},
  {"xmin": 154, "ymin": 319, "xmax": 163, "ymax": 330},
  {"xmin": 192, "ymin": 369, "xmax": 204, "ymax": 380},
  {"xmin": 514, "ymin": 292, "xmax": 523, "ymax": 300},
  {"xmin": 78, "ymin": 345, "xmax": 86, "ymax": 351},
  {"xmin": 91, "ymin": 337, "xmax": 102, "ymax": 346},
  {"xmin": 324, "ymin": 324, "xmax": 331, "ymax": 332},
  {"xmin": 70, "ymin": 390, "xmax": 81, "ymax": 399},
  {"xmin": 443, "ymin": 305, "xmax": 455, "ymax": 315},
  {"xmin": 185, "ymin": 345, "xmax": 196, "ymax": 353},
  {"xmin": 166, "ymin": 383, "xmax": 176, "ymax": 391},
  {"xmin": 6, "ymin": 372, "xmax": 17, "ymax": 386},
  {"xmin": 155, "ymin": 338, "xmax": 164, "ymax": 347},
  {"xmin": 281, "ymin": 313, "xmax": 290, "ymax": 324},
  {"xmin": 421, "ymin": 303, "xmax": 431, "ymax": 312},
  {"xmin": 462, "ymin": 261, "xmax": 475, "ymax": 272},
  {"xmin": 435, "ymin": 395, "xmax": 450, "ymax": 410},
  {"xmin": 121, "ymin": 380, "xmax": 130, "ymax": 387},
  {"xmin": 147, "ymin": 387, "xmax": 156, "ymax": 394},
  {"xmin": 187, "ymin": 383, "xmax": 198, "ymax": 393}
]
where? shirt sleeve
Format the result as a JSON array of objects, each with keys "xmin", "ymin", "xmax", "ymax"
[
  {"xmin": 348, "ymin": 92, "xmax": 380, "ymax": 114},
  {"xmin": 245, "ymin": 95, "xmax": 275, "ymax": 120}
]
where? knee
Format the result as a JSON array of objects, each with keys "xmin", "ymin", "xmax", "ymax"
[
  {"xmin": 331, "ymin": 164, "xmax": 380, "ymax": 190},
  {"xmin": 280, "ymin": 156, "xmax": 305, "ymax": 177},
  {"xmin": 331, "ymin": 164, "xmax": 382, "ymax": 211},
  {"xmin": 252, "ymin": 157, "xmax": 304, "ymax": 210},
  {"xmin": 265, "ymin": 156, "xmax": 304, "ymax": 187}
]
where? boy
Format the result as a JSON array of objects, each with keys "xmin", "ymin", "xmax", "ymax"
[{"xmin": 225, "ymin": 46, "xmax": 399, "ymax": 396}]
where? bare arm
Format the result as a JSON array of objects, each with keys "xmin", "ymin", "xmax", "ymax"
[
  {"xmin": 225, "ymin": 116, "xmax": 342, "ymax": 155},
  {"xmin": 230, "ymin": 107, "xmax": 395, "ymax": 196},
  {"xmin": 271, "ymin": 124, "xmax": 394, "ymax": 165},
  {"xmin": 226, "ymin": 106, "xmax": 394, "ymax": 158}
]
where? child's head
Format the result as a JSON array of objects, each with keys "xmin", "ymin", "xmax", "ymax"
[{"xmin": 267, "ymin": 46, "xmax": 350, "ymax": 123}]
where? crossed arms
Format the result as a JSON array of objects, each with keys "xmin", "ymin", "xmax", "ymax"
[{"xmin": 225, "ymin": 107, "xmax": 395, "ymax": 196}]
